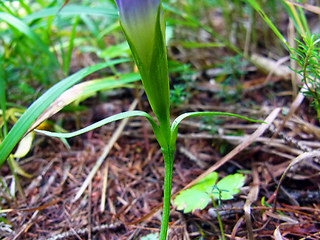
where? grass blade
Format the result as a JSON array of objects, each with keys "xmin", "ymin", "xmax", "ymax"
[
  {"xmin": 23, "ymin": 5, "xmax": 118, "ymax": 23},
  {"xmin": 0, "ymin": 61, "xmax": 7, "ymax": 138},
  {"xmin": 0, "ymin": 12, "xmax": 59, "ymax": 67},
  {"xmin": 246, "ymin": 0, "xmax": 291, "ymax": 51},
  {"xmin": 35, "ymin": 110, "xmax": 158, "ymax": 139},
  {"xmin": 170, "ymin": 111, "xmax": 265, "ymax": 149},
  {"xmin": 63, "ymin": 16, "xmax": 80, "ymax": 75}
]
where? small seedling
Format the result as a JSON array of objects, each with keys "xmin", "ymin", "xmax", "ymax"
[
  {"xmin": 174, "ymin": 172, "xmax": 245, "ymax": 239},
  {"xmin": 291, "ymin": 33, "xmax": 320, "ymax": 122},
  {"xmin": 174, "ymin": 172, "xmax": 245, "ymax": 213}
]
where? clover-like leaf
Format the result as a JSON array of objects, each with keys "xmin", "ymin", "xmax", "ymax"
[
  {"xmin": 174, "ymin": 172, "xmax": 246, "ymax": 214},
  {"xmin": 191, "ymin": 172, "xmax": 218, "ymax": 193},
  {"xmin": 212, "ymin": 173, "xmax": 245, "ymax": 200},
  {"xmin": 173, "ymin": 189, "xmax": 210, "ymax": 214}
]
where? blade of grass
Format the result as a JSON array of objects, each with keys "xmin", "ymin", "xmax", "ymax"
[
  {"xmin": 63, "ymin": 16, "xmax": 80, "ymax": 75},
  {"xmin": 0, "ymin": 12, "xmax": 59, "ymax": 67},
  {"xmin": 285, "ymin": 0, "xmax": 320, "ymax": 15},
  {"xmin": 0, "ymin": 60, "xmax": 7, "ymax": 138},
  {"xmin": 35, "ymin": 110, "xmax": 159, "ymax": 139},
  {"xmin": 0, "ymin": 67, "xmax": 8, "ymax": 140},
  {"xmin": 282, "ymin": 0, "xmax": 307, "ymax": 37},
  {"xmin": 0, "ymin": 59, "xmax": 129, "ymax": 167},
  {"xmin": 170, "ymin": 111, "xmax": 265, "ymax": 149},
  {"xmin": 18, "ymin": 0, "xmax": 32, "ymax": 15},
  {"xmin": 0, "ymin": 2, "xmax": 15, "ymax": 15},
  {"xmin": 23, "ymin": 5, "xmax": 118, "ymax": 23},
  {"xmin": 246, "ymin": 0, "xmax": 291, "ymax": 52},
  {"xmin": 58, "ymin": 0, "xmax": 70, "ymax": 13}
]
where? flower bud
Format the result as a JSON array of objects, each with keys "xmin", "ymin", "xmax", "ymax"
[{"xmin": 115, "ymin": 0, "xmax": 171, "ymax": 142}]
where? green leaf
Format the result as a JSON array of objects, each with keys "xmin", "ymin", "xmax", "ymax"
[
  {"xmin": 35, "ymin": 110, "xmax": 160, "ymax": 140},
  {"xmin": 170, "ymin": 111, "xmax": 264, "ymax": 149},
  {"xmin": 191, "ymin": 172, "xmax": 218, "ymax": 193},
  {"xmin": 0, "ymin": 59, "xmax": 129, "ymax": 167},
  {"xmin": 119, "ymin": 4, "xmax": 171, "ymax": 144},
  {"xmin": 0, "ymin": 60, "xmax": 7, "ymax": 138},
  {"xmin": 174, "ymin": 172, "xmax": 246, "ymax": 213},
  {"xmin": 173, "ymin": 189, "xmax": 210, "ymax": 214},
  {"xmin": 212, "ymin": 173, "xmax": 245, "ymax": 200},
  {"xmin": 23, "ymin": 5, "xmax": 118, "ymax": 23}
]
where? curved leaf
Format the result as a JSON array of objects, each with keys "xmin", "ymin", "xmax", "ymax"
[
  {"xmin": 173, "ymin": 189, "xmax": 209, "ymax": 213},
  {"xmin": 170, "ymin": 111, "xmax": 264, "ymax": 149},
  {"xmin": 191, "ymin": 172, "xmax": 218, "ymax": 193},
  {"xmin": 213, "ymin": 173, "xmax": 245, "ymax": 200},
  {"xmin": 35, "ymin": 110, "xmax": 160, "ymax": 140},
  {"xmin": 24, "ymin": 5, "xmax": 118, "ymax": 23}
]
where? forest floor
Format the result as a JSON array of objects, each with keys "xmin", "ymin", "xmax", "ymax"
[{"xmin": 1, "ymin": 57, "xmax": 320, "ymax": 240}]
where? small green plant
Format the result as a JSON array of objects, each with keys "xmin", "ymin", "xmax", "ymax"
[
  {"xmin": 170, "ymin": 84, "xmax": 189, "ymax": 108},
  {"xmin": 169, "ymin": 61, "xmax": 193, "ymax": 108},
  {"xmin": 173, "ymin": 172, "xmax": 245, "ymax": 240},
  {"xmin": 174, "ymin": 172, "xmax": 245, "ymax": 212},
  {"xmin": 291, "ymin": 33, "xmax": 320, "ymax": 122}
]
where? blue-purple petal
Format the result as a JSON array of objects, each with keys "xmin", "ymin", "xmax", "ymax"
[{"xmin": 115, "ymin": 0, "xmax": 162, "ymax": 65}]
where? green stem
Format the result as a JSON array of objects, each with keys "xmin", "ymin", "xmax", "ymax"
[
  {"xmin": 211, "ymin": 196, "xmax": 226, "ymax": 240},
  {"xmin": 159, "ymin": 147, "xmax": 174, "ymax": 240}
]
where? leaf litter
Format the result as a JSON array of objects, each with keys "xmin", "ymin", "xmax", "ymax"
[{"xmin": 1, "ymin": 78, "xmax": 319, "ymax": 239}]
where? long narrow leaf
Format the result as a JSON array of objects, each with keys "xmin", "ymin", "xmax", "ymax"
[
  {"xmin": 170, "ymin": 112, "xmax": 265, "ymax": 149},
  {"xmin": 0, "ymin": 62, "xmax": 7, "ymax": 138},
  {"xmin": 35, "ymin": 110, "xmax": 160, "ymax": 140},
  {"xmin": 0, "ymin": 59, "xmax": 128, "ymax": 167},
  {"xmin": 24, "ymin": 5, "xmax": 118, "ymax": 23},
  {"xmin": 246, "ymin": 0, "xmax": 291, "ymax": 51},
  {"xmin": 63, "ymin": 16, "xmax": 80, "ymax": 75}
]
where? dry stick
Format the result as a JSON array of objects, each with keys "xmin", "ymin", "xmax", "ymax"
[
  {"xmin": 130, "ymin": 108, "xmax": 281, "ymax": 225},
  {"xmin": 180, "ymin": 107, "xmax": 281, "ymax": 192},
  {"xmin": 88, "ymin": 181, "xmax": 92, "ymax": 240},
  {"xmin": 73, "ymin": 98, "xmax": 139, "ymax": 202},
  {"xmin": 272, "ymin": 84, "xmax": 306, "ymax": 140},
  {"xmin": 272, "ymin": 150, "xmax": 320, "ymax": 212},
  {"xmin": 229, "ymin": 216, "xmax": 245, "ymax": 240},
  {"xmin": 45, "ymin": 222, "xmax": 123, "ymax": 240},
  {"xmin": 244, "ymin": 165, "xmax": 260, "ymax": 240},
  {"xmin": 100, "ymin": 158, "xmax": 110, "ymax": 212},
  {"xmin": 13, "ymin": 210, "xmax": 39, "ymax": 240}
]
